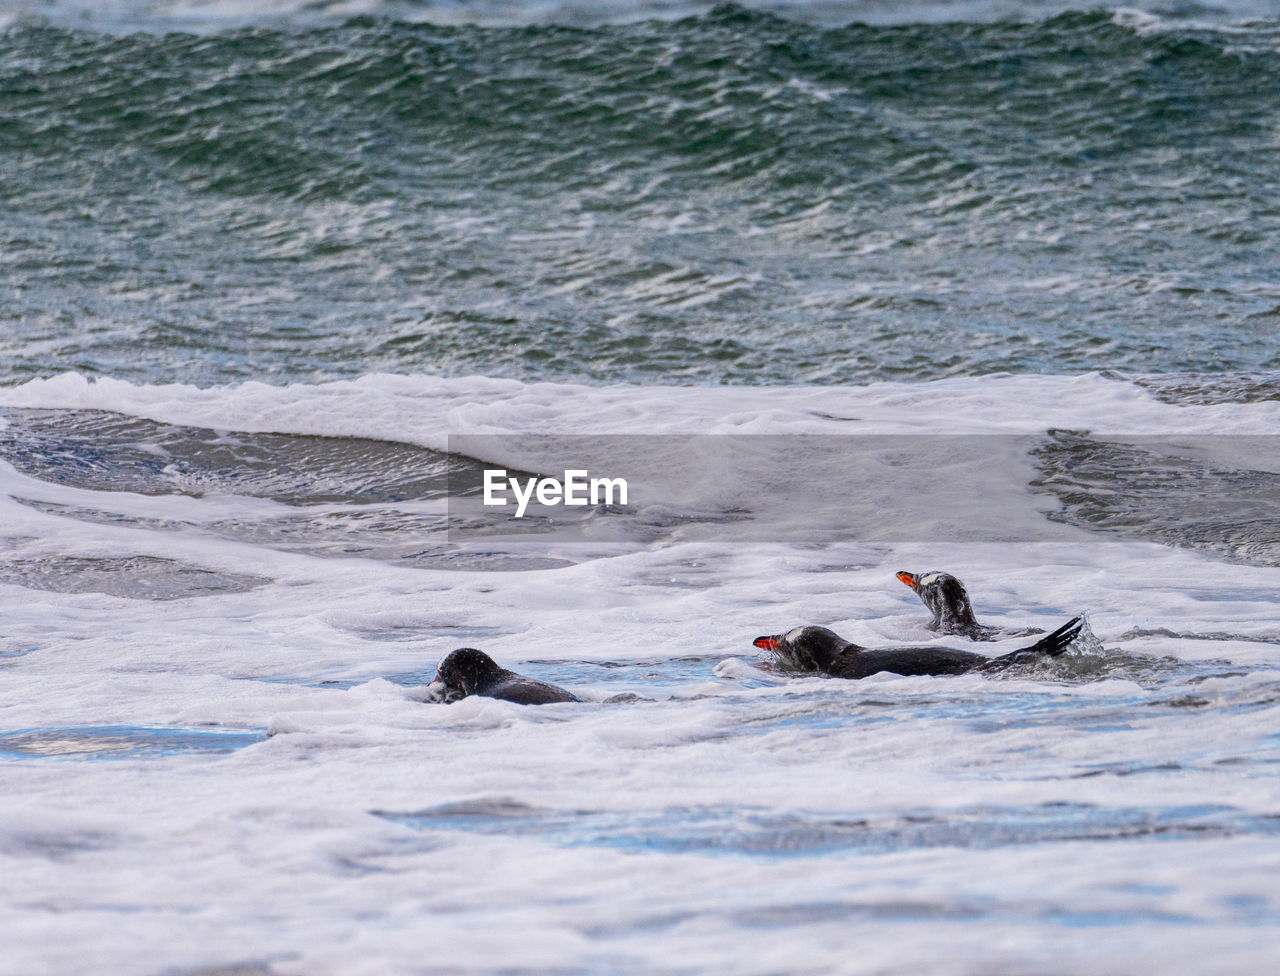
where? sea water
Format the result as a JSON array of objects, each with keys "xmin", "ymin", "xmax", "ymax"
[{"xmin": 3, "ymin": 2, "xmax": 1280, "ymax": 974}]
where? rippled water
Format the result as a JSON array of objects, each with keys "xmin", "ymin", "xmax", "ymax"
[
  {"xmin": 5, "ymin": 7, "xmax": 1280, "ymax": 386},
  {"xmin": 0, "ymin": 725, "xmax": 267, "ymax": 760},
  {"xmin": 381, "ymin": 798, "xmax": 1280, "ymax": 856}
]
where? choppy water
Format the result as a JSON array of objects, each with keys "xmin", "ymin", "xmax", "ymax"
[
  {"xmin": 4, "ymin": 2, "xmax": 1280, "ymax": 975},
  {"xmin": 6, "ymin": 4, "xmax": 1280, "ymax": 386}
]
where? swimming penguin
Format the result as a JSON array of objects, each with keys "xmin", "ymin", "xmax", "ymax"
[
  {"xmin": 752, "ymin": 616, "xmax": 1083, "ymax": 679},
  {"xmin": 427, "ymin": 648, "xmax": 580, "ymax": 705},
  {"xmin": 896, "ymin": 569, "xmax": 1042, "ymax": 641}
]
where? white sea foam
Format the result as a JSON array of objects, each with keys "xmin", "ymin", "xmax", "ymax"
[
  {"xmin": 1, "ymin": 371, "xmax": 1279, "ymax": 974},
  {"xmin": 6, "ymin": 368, "xmax": 1280, "ymax": 438}
]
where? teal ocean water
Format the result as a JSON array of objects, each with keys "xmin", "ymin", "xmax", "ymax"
[{"xmin": 4, "ymin": 2, "xmax": 1280, "ymax": 387}]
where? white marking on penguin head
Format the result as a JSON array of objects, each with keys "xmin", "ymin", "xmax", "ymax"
[{"xmin": 424, "ymin": 679, "xmax": 464, "ymax": 704}]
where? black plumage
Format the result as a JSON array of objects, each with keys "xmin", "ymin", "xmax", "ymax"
[
  {"xmin": 428, "ymin": 648, "xmax": 580, "ymax": 705},
  {"xmin": 754, "ymin": 616, "xmax": 1083, "ymax": 679},
  {"xmin": 896, "ymin": 569, "xmax": 1043, "ymax": 641}
]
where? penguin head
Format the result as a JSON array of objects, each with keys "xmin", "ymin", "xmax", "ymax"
[
  {"xmin": 428, "ymin": 647, "xmax": 504, "ymax": 702},
  {"xmin": 896, "ymin": 570, "xmax": 979, "ymax": 630},
  {"xmin": 754, "ymin": 625, "xmax": 848, "ymax": 672}
]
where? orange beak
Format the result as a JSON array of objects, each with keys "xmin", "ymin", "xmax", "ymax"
[
  {"xmin": 896, "ymin": 571, "xmax": 917, "ymax": 587},
  {"xmin": 754, "ymin": 636, "xmax": 782, "ymax": 651}
]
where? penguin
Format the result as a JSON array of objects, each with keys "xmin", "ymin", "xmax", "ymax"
[
  {"xmin": 896, "ymin": 569, "xmax": 1042, "ymax": 640},
  {"xmin": 427, "ymin": 648, "xmax": 580, "ymax": 705},
  {"xmin": 752, "ymin": 616, "xmax": 1083, "ymax": 679}
]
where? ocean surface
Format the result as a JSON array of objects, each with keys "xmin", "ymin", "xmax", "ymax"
[{"xmin": 3, "ymin": 1, "xmax": 1280, "ymax": 974}]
